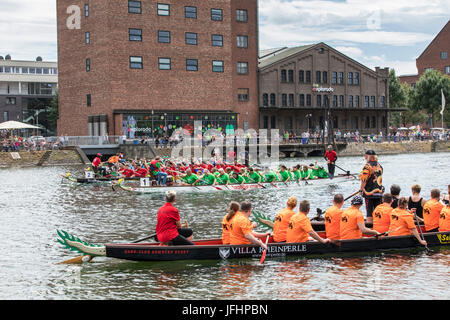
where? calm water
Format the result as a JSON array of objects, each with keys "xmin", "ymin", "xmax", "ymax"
[{"xmin": 0, "ymin": 153, "xmax": 449, "ymax": 300}]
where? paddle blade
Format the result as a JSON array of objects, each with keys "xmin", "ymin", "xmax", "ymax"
[
  {"xmin": 57, "ymin": 255, "xmax": 92, "ymax": 265},
  {"xmin": 259, "ymin": 235, "xmax": 271, "ymax": 265}
]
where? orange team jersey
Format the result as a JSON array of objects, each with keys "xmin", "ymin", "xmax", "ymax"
[
  {"xmin": 423, "ymin": 199, "xmax": 444, "ymax": 231},
  {"xmin": 229, "ymin": 212, "xmax": 254, "ymax": 245},
  {"xmin": 273, "ymin": 208, "xmax": 296, "ymax": 242},
  {"xmin": 389, "ymin": 208, "xmax": 416, "ymax": 236},
  {"xmin": 372, "ymin": 203, "xmax": 393, "ymax": 233},
  {"xmin": 324, "ymin": 205, "xmax": 344, "ymax": 240},
  {"xmin": 439, "ymin": 206, "xmax": 450, "ymax": 232},
  {"xmin": 221, "ymin": 214, "xmax": 234, "ymax": 245},
  {"xmin": 340, "ymin": 207, "xmax": 365, "ymax": 240},
  {"xmin": 286, "ymin": 212, "xmax": 313, "ymax": 243}
]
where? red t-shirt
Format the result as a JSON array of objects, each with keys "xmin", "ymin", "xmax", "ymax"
[
  {"xmin": 92, "ymin": 157, "xmax": 101, "ymax": 167},
  {"xmin": 156, "ymin": 203, "xmax": 180, "ymax": 242},
  {"xmin": 120, "ymin": 168, "xmax": 134, "ymax": 178},
  {"xmin": 134, "ymin": 168, "xmax": 147, "ymax": 178},
  {"xmin": 325, "ymin": 150, "xmax": 337, "ymax": 162}
]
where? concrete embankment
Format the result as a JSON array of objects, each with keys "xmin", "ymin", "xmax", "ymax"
[
  {"xmin": 338, "ymin": 141, "xmax": 450, "ymax": 157},
  {"xmin": 0, "ymin": 147, "xmax": 89, "ymax": 168}
]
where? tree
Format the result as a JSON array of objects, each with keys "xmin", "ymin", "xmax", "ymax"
[
  {"xmin": 48, "ymin": 90, "xmax": 59, "ymax": 133},
  {"xmin": 389, "ymin": 69, "xmax": 406, "ymax": 109},
  {"xmin": 409, "ymin": 70, "xmax": 450, "ymax": 127}
]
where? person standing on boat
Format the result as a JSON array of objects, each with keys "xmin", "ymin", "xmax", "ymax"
[
  {"xmin": 324, "ymin": 145, "xmax": 337, "ymax": 179},
  {"xmin": 286, "ymin": 200, "xmax": 330, "ymax": 244},
  {"xmin": 372, "ymin": 193, "xmax": 394, "ymax": 234},
  {"xmin": 273, "ymin": 197, "xmax": 298, "ymax": 243},
  {"xmin": 439, "ymin": 197, "xmax": 450, "ymax": 232},
  {"xmin": 155, "ymin": 191, "xmax": 194, "ymax": 246},
  {"xmin": 324, "ymin": 194, "xmax": 345, "ymax": 241},
  {"xmin": 229, "ymin": 201, "xmax": 270, "ymax": 250},
  {"xmin": 390, "ymin": 184, "xmax": 401, "ymax": 209},
  {"xmin": 222, "ymin": 202, "xmax": 240, "ymax": 245},
  {"xmin": 423, "ymin": 189, "xmax": 444, "ymax": 232},
  {"xmin": 408, "ymin": 184, "xmax": 426, "ymax": 221},
  {"xmin": 340, "ymin": 196, "xmax": 381, "ymax": 240},
  {"xmin": 360, "ymin": 150, "xmax": 384, "ymax": 223},
  {"xmin": 388, "ymin": 198, "xmax": 427, "ymax": 247}
]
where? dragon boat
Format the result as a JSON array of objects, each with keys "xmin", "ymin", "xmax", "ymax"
[
  {"xmin": 113, "ymin": 173, "xmax": 357, "ymax": 194},
  {"xmin": 61, "ymin": 173, "xmax": 139, "ymax": 184},
  {"xmin": 57, "ymin": 229, "xmax": 450, "ymax": 263}
]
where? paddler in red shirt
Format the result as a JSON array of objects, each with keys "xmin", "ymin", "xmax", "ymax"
[
  {"xmin": 134, "ymin": 164, "xmax": 148, "ymax": 178},
  {"xmin": 155, "ymin": 191, "xmax": 194, "ymax": 246},
  {"xmin": 324, "ymin": 145, "xmax": 337, "ymax": 179}
]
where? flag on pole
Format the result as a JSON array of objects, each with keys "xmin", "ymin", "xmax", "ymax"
[{"xmin": 441, "ymin": 89, "xmax": 446, "ymax": 116}]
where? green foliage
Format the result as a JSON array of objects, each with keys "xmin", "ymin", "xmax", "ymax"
[
  {"xmin": 47, "ymin": 90, "xmax": 59, "ymax": 132},
  {"xmin": 389, "ymin": 69, "xmax": 407, "ymax": 109}
]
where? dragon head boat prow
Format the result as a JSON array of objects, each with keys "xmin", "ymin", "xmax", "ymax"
[{"xmin": 57, "ymin": 230, "xmax": 107, "ymax": 257}]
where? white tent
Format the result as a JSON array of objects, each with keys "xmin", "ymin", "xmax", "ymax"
[{"xmin": 0, "ymin": 121, "xmax": 41, "ymax": 130}]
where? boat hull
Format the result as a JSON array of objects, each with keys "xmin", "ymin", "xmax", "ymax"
[{"xmin": 105, "ymin": 232, "xmax": 450, "ymax": 262}]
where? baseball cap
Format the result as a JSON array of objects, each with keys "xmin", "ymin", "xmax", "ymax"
[
  {"xmin": 365, "ymin": 150, "xmax": 376, "ymax": 156},
  {"xmin": 351, "ymin": 195, "xmax": 364, "ymax": 205}
]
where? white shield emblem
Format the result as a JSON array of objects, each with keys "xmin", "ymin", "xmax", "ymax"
[{"xmin": 219, "ymin": 247, "xmax": 230, "ymax": 260}]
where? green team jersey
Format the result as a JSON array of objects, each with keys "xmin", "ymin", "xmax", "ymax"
[
  {"xmin": 280, "ymin": 170, "xmax": 291, "ymax": 182},
  {"xmin": 183, "ymin": 173, "xmax": 199, "ymax": 185},
  {"xmin": 316, "ymin": 168, "xmax": 329, "ymax": 178},
  {"xmin": 230, "ymin": 175, "xmax": 245, "ymax": 184},
  {"xmin": 242, "ymin": 174, "xmax": 251, "ymax": 183},
  {"xmin": 301, "ymin": 169, "xmax": 313, "ymax": 179},
  {"xmin": 202, "ymin": 174, "xmax": 216, "ymax": 185},
  {"xmin": 292, "ymin": 170, "xmax": 301, "ymax": 181},
  {"xmin": 264, "ymin": 171, "xmax": 278, "ymax": 183},
  {"xmin": 249, "ymin": 172, "xmax": 262, "ymax": 183},
  {"xmin": 217, "ymin": 173, "xmax": 230, "ymax": 184}
]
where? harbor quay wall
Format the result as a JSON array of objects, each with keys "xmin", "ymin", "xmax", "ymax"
[{"xmin": 0, "ymin": 147, "xmax": 87, "ymax": 168}]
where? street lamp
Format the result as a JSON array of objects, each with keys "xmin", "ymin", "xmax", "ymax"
[{"xmin": 151, "ymin": 110, "xmax": 154, "ymax": 140}]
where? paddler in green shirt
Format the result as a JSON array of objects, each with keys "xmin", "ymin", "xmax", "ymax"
[
  {"xmin": 248, "ymin": 168, "xmax": 262, "ymax": 184},
  {"xmin": 240, "ymin": 168, "xmax": 251, "ymax": 184},
  {"xmin": 216, "ymin": 168, "xmax": 230, "ymax": 185},
  {"xmin": 279, "ymin": 165, "xmax": 292, "ymax": 182},
  {"xmin": 292, "ymin": 165, "xmax": 302, "ymax": 182},
  {"xmin": 230, "ymin": 172, "xmax": 245, "ymax": 185},
  {"xmin": 200, "ymin": 169, "xmax": 217, "ymax": 185},
  {"xmin": 181, "ymin": 168, "xmax": 200, "ymax": 185},
  {"xmin": 310, "ymin": 162, "xmax": 328, "ymax": 179},
  {"xmin": 264, "ymin": 168, "xmax": 278, "ymax": 183},
  {"xmin": 301, "ymin": 165, "xmax": 316, "ymax": 180}
]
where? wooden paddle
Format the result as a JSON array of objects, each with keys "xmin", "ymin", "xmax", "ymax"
[
  {"xmin": 259, "ymin": 234, "xmax": 271, "ymax": 265},
  {"xmin": 413, "ymin": 211, "xmax": 432, "ymax": 253},
  {"xmin": 344, "ymin": 190, "xmax": 361, "ymax": 202}
]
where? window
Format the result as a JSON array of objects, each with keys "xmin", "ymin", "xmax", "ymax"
[
  {"xmin": 158, "ymin": 57, "xmax": 171, "ymax": 70},
  {"xmin": 316, "ymin": 71, "xmax": 321, "ymax": 83},
  {"xmin": 85, "ymin": 32, "xmax": 90, "ymax": 44},
  {"xmin": 263, "ymin": 94, "xmax": 268, "ymax": 107},
  {"xmin": 186, "ymin": 59, "xmax": 198, "ymax": 71},
  {"xmin": 29, "ymin": 68, "xmax": 35, "ymax": 74},
  {"xmin": 158, "ymin": 30, "xmax": 170, "ymax": 43},
  {"xmin": 22, "ymin": 67, "xmax": 28, "ymax": 74},
  {"xmin": 445, "ymin": 66, "xmax": 450, "ymax": 74},
  {"xmin": 371, "ymin": 116, "xmax": 376, "ymax": 128},
  {"xmin": 6, "ymin": 97, "xmax": 16, "ymax": 105},
  {"xmin": 271, "ymin": 116, "xmax": 276, "ymax": 129},
  {"xmin": 332, "ymin": 72, "xmax": 337, "ymax": 85},
  {"xmin": 348, "ymin": 72, "xmax": 353, "ymax": 85},
  {"xmin": 317, "ymin": 95, "xmax": 322, "ymax": 107},
  {"xmin": 86, "ymin": 94, "xmax": 91, "ymax": 107},
  {"xmin": 299, "ymin": 94, "xmax": 305, "ymax": 107},
  {"xmin": 289, "ymin": 94, "xmax": 294, "ymax": 107},
  {"xmin": 339, "ymin": 95, "xmax": 344, "ymax": 107},
  {"xmin": 212, "ymin": 34, "xmax": 223, "ymax": 47},
  {"xmin": 211, "ymin": 9, "xmax": 223, "ymax": 21},
  {"xmin": 130, "ymin": 56, "xmax": 143, "ymax": 69},
  {"xmin": 338, "ymin": 72, "xmax": 344, "ymax": 84},
  {"xmin": 288, "ymin": 70, "xmax": 294, "ymax": 83},
  {"xmin": 306, "ymin": 94, "xmax": 311, "ymax": 107},
  {"xmin": 305, "ymin": 71, "xmax": 311, "ymax": 83},
  {"xmin": 36, "ymin": 68, "xmax": 42, "ymax": 74},
  {"xmin": 157, "ymin": 3, "xmax": 170, "ymax": 16},
  {"xmin": 355, "ymin": 95, "xmax": 360, "ymax": 108},
  {"xmin": 354, "ymin": 72, "xmax": 360, "ymax": 85},
  {"xmin": 238, "ymin": 88, "xmax": 249, "ymax": 102},
  {"xmin": 364, "ymin": 96, "xmax": 369, "ymax": 107},
  {"xmin": 441, "ymin": 52, "xmax": 448, "ymax": 60},
  {"xmin": 380, "ymin": 96, "xmax": 386, "ymax": 107},
  {"xmin": 299, "ymin": 70, "xmax": 304, "ymax": 83},
  {"xmin": 186, "ymin": 32, "xmax": 198, "ymax": 45},
  {"xmin": 237, "ymin": 35, "xmax": 248, "ymax": 48},
  {"xmin": 348, "ymin": 95, "xmax": 353, "ymax": 108},
  {"xmin": 185, "ymin": 6, "xmax": 197, "ymax": 19},
  {"xmin": 85, "ymin": 4, "xmax": 89, "ymax": 17},
  {"xmin": 281, "ymin": 69, "xmax": 287, "ymax": 83},
  {"xmin": 270, "ymin": 93, "xmax": 276, "ymax": 106},
  {"xmin": 3, "ymin": 111, "xmax": 8, "ymax": 122},
  {"xmin": 128, "ymin": 1, "xmax": 141, "ymax": 14},
  {"xmin": 237, "ymin": 62, "xmax": 248, "ymax": 75},
  {"xmin": 371, "ymin": 96, "xmax": 376, "ymax": 108},
  {"xmin": 129, "ymin": 28, "xmax": 142, "ymax": 41},
  {"xmin": 281, "ymin": 94, "xmax": 287, "ymax": 107},
  {"xmin": 86, "ymin": 58, "xmax": 91, "ymax": 72},
  {"xmin": 236, "ymin": 9, "xmax": 248, "ymax": 22},
  {"xmin": 323, "ymin": 71, "xmax": 328, "ymax": 84},
  {"xmin": 44, "ymin": 68, "xmax": 51, "ymax": 74},
  {"xmin": 212, "ymin": 60, "xmax": 224, "ymax": 72},
  {"xmin": 333, "ymin": 95, "xmax": 338, "ymax": 107},
  {"xmin": 263, "ymin": 116, "xmax": 269, "ymax": 129}
]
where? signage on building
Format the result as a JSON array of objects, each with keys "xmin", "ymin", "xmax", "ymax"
[{"xmin": 312, "ymin": 84, "xmax": 334, "ymax": 93}]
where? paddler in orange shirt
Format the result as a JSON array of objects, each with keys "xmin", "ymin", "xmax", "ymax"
[
  {"xmin": 221, "ymin": 202, "xmax": 240, "ymax": 245},
  {"xmin": 439, "ymin": 197, "xmax": 450, "ymax": 232},
  {"xmin": 340, "ymin": 196, "xmax": 381, "ymax": 240},
  {"xmin": 372, "ymin": 193, "xmax": 394, "ymax": 234},
  {"xmin": 423, "ymin": 189, "xmax": 444, "ymax": 232},
  {"xmin": 229, "ymin": 201, "xmax": 270, "ymax": 250},
  {"xmin": 286, "ymin": 200, "xmax": 330, "ymax": 244},
  {"xmin": 324, "ymin": 194, "xmax": 344, "ymax": 241},
  {"xmin": 388, "ymin": 198, "xmax": 427, "ymax": 247},
  {"xmin": 272, "ymin": 197, "xmax": 298, "ymax": 243}
]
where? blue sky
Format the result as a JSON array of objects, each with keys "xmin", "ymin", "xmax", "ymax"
[{"xmin": 0, "ymin": 0, "xmax": 449, "ymax": 75}]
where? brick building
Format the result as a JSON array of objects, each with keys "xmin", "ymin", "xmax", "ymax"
[
  {"xmin": 258, "ymin": 43, "xmax": 394, "ymax": 136},
  {"xmin": 399, "ymin": 20, "xmax": 450, "ymax": 86},
  {"xmin": 56, "ymin": 0, "xmax": 258, "ymax": 138}
]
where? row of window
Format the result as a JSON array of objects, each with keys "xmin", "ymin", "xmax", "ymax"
[
  {"xmin": 0, "ymin": 66, "xmax": 58, "ymax": 75},
  {"xmin": 262, "ymin": 93, "xmax": 386, "ymax": 108},
  {"xmin": 85, "ymin": 57, "xmax": 250, "ymax": 74},
  {"xmin": 281, "ymin": 70, "xmax": 360, "ymax": 85}
]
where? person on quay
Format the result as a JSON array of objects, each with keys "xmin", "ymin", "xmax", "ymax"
[
  {"xmin": 439, "ymin": 197, "xmax": 450, "ymax": 232},
  {"xmin": 423, "ymin": 189, "xmax": 444, "ymax": 232},
  {"xmin": 272, "ymin": 197, "xmax": 298, "ymax": 243},
  {"xmin": 360, "ymin": 150, "xmax": 384, "ymax": 224},
  {"xmin": 388, "ymin": 198, "xmax": 427, "ymax": 247},
  {"xmin": 222, "ymin": 202, "xmax": 240, "ymax": 245},
  {"xmin": 286, "ymin": 200, "xmax": 331, "ymax": 244},
  {"xmin": 408, "ymin": 184, "xmax": 426, "ymax": 221},
  {"xmin": 229, "ymin": 201, "xmax": 270, "ymax": 250},
  {"xmin": 340, "ymin": 196, "xmax": 382, "ymax": 240},
  {"xmin": 324, "ymin": 194, "xmax": 345, "ymax": 241},
  {"xmin": 390, "ymin": 184, "xmax": 401, "ymax": 209},
  {"xmin": 324, "ymin": 145, "xmax": 338, "ymax": 179},
  {"xmin": 155, "ymin": 191, "xmax": 194, "ymax": 246},
  {"xmin": 372, "ymin": 193, "xmax": 394, "ymax": 234}
]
